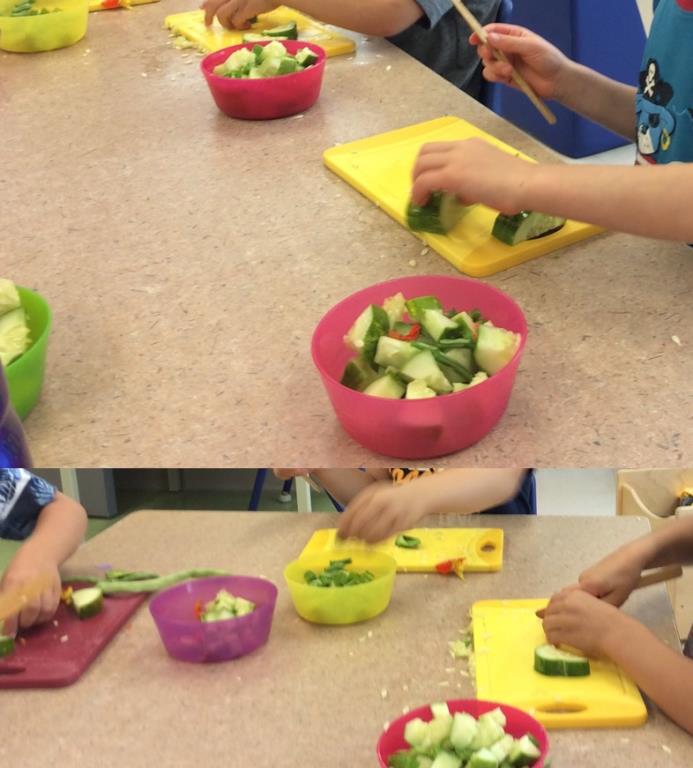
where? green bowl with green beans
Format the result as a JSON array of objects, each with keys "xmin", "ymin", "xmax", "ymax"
[{"xmin": 283, "ymin": 550, "xmax": 396, "ymax": 625}]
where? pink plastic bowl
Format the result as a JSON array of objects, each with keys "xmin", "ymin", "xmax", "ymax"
[
  {"xmin": 311, "ymin": 275, "xmax": 527, "ymax": 459},
  {"xmin": 200, "ymin": 40, "xmax": 326, "ymax": 120},
  {"xmin": 149, "ymin": 576, "xmax": 277, "ymax": 663},
  {"xmin": 377, "ymin": 699, "xmax": 550, "ymax": 768}
]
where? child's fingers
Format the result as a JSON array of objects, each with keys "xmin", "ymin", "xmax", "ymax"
[
  {"xmin": 201, "ymin": 0, "xmax": 224, "ymax": 26},
  {"xmin": 18, "ymin": 598, "xmax": 41, "ymax": 630},
  {"xmin": 413, "ymin": 152, "xmax": 450, "ymax": 181},
  {"xmin": 2, "ymin": 612, "xmax": 18, "ymax": 638},
  {"xmin": 482, "ymin": 23, "xmax": 532, "ymax": 39},
  {"xmin": 411, "ymin": 170, "xmax": 453, "ymax": 206}
]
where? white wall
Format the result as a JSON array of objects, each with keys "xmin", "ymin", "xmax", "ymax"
[{"xmin": 535, "ymin": 469, "xmax": 617, "ymax": 517}]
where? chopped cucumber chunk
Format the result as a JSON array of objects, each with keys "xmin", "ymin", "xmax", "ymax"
[
  {"xmin": 0, "ymin": 279, "xmax": 21, "ymax": 315},
  {"xmin": 534, "ymin": 643, "xmax": 591, "ymax": 677},
  {"xmin": 407, "ymin": 192, "xmax": 465, "ymax": 235},
  {"xmin": 406, "ymin": 379, "xmax": 437, "ymax": 400},
  {"xmin": 401, "ymin": 351, "xmax": 452, "ymax": 394},
  {"xmin": 474, "ymin": 324, "xmax": 520, "ymax": 375},
  {"xmin": 340, "ymin": 357, "xmax": 378, "ymax": 391},
  {"xmin": 404, "ymin": 718, "xmax": 429, "ymax": 749},
  {"xmin": 363, "ymin": 373, "xmax": 406, "ymax": 399},
  {"xmin": 296, "ymin": 47, "xmax": 319, "ymax": 67},
  {"xmin": 0, "ymin": 634, "xmax": 15, "ymax": 658},
  {"xmin": 71, "ymin": 587, "xmax": 104, "ymax": 619},
  {"xmin": 492, "ymin": 210, "xmax": 566, "ymax": 246},
  {"xmin": 200, "ymin": 589, "xmax": 255, "ymax": 622},
  {"xmin": 430, "ymin": 751, "xmax": 461, "ymax": 768},
  {"xmin": 421, "ymin": 309, "xmax": 460, "ymax": 342},
  {"xmin": 468, "ymin": 747, "xmax": 499, "ymax": 768},
  {"xmin": 405, "ymin": 295, "xmax": 442, "ymax": 322},
  {"xmin": 262, "ymin": 21, "xmax": 298, "ymax": 39},
  {"xmin": 374, "ymin": 336, "xmax": 419, "ymax": 369},
  {"xmin": 383, "ymin": 292, "xmax": 407, "ymax": 326},
  {"xmin": 0, "ymin": 306, "xmax": 31, "ymax": 367},
  {"xmin": 508, "ymin": 735, "xmax": 541, "ymax": 767},
  {"xmin": 344, "ymin": 303, "xmax": 390, "ymax": 363},
  {"xmin": 450, "ymin": 712, "xmax": 478, "ymax": 750}
]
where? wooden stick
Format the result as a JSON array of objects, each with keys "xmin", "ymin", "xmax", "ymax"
[
  {"xmin": 449, "ymin": 0, "xmax": 557, "ymax": 125},
  {"xmin": 535, "ymin": 565, "xmax": 684, "ymax": 619}
]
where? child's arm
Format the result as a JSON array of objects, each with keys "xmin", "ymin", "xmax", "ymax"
[
  {"xmin": 273, "ymin": 469, "xmax": 389, "ymax": 505},
  {"xmin": 472, "ymin": 24, "xmax": 637, "ymax": 141},
  {"xmin": 411, "ymin": 141, "xmax": 693, "ymax": 242},
  {"xmin": 543, "ymin": 589, "xmax": 693, "ymax": 735},
  {"xmin": 202, "ymin": 0, "xmax": 424, "ymax": 37},
  {"xmin": 1, "ymin": 492, "xmax": 87, "ymax": 636},
  {"xmin": 578, "ymin": 516, "xmax": 693, "ymax": 605},
  {"xmin": 337, "ymin": 468, "xmax": 526, "ymax": 542}
]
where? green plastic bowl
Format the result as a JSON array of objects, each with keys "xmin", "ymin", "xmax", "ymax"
[{"xmin": 6, "ymin": 286, "xmax": 52, "ymax": 420}]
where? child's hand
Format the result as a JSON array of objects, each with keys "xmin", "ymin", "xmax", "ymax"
[
  {"xmin": 578, "ymin": 545, "xmax": 648, "ymax": 607},
  {"xmin": 542, "ymin": 588, "xmax": 629, "ymax": 658},
  {"xmin": 0, "ymin": 551, "xmax": 61, "ymax": 637},
  {"xmin": 337, "ymin": 481, "xmax": 430, "ymax": 543},
  {"xmin": 470, "ymin": 23, "xmax": 572, "ymax": 101},
  {"xmin": 411, "ymin": 139, "xmax": 534, "ymax": 212},
  {"xmin": 201, "ymin": 0, "xmax": 277, "ymax": 29}
]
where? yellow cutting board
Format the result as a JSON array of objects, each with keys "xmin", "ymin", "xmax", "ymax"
[
  {"xmin": 300, "ymin": 528, "xmax": 503, "ymax": 572},
  {"xmin": 323, "ymin": 116, "xmax": 603, "ymax": 277},
  {"xmin": 164, "ymin": 7, "xmax": 356, "ymax": 57},
  {"xmin": 472, "ymin": 599, "xmax": 647, "ymax": 729}
]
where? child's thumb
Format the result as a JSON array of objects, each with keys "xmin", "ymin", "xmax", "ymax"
[{"xmin": 487, "ymin": 31, "xmax": 536, "ymax": 57}]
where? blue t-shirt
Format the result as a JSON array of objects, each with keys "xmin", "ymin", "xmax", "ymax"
[
  {"xmin": 388, "ymin": 0, "xmax": 500, "ymax": 96},
  {"xmin": 636, "ymin": 0, "xmax": 693, "ymax": 164},
  {"xmin": 0, "ymin": 469, "xmax": 56, "ymax": 540}
]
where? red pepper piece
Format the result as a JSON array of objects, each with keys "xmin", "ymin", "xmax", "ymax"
[
  {"xmin": 193, "ymin": 600, "xmax": 203, "ymax": 620},
  {"xmin": 388, "ymin": 323, "xmax": 421, "ymax": 342}
]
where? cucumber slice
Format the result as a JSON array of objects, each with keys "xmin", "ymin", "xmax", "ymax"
[
  {"xmin": 407, "ymin": 192, "xmax": 465, "ymax": 235},
  {"xmin": 490, "ymin": 734, "xmax": 514, "ymax": 763},
  {"xmin": 452, "ymin": 310, "xmax": 479, "ymax": 341},
  {"xmin": 444, "ymin": 347, "xmax": 475, "ymax": 374},
  {"xmin": 296, "ymin": 47, "xmax": 319, "ymax": 67},
  {"xmin": 383, "ymin": 292, "xmax": 407, "ymax": 326},
  {"xmin": 405, "ymin": 379, "xmax": 437, "ymax": 400},
  {"xmin": 400, "ymin": 350, "xmax": 452, "ymax": 394},
  {"xmin": 71, "ymin": 587, "xmax": 104, "ymax": 620},
  {"xmin": 421, "ymin": 309, "xmax": 460, "ymax": 342},
  {"xmin": 262, "ymin": 21, "xmax": 298, "ymax": 39},
  {"xmin": 473, "ymin": 714, "xmax": 505, "ymax": 749},
  {"xmin": 473, "ymin": 324, "xmax": 520, "ymax": 376},
  {"xmin": 0, "ymin": 635, "xmax": 15, "ymax": 658},
  {"xmin": 450, "ymin": 712, "xmax": 478, "ymax": 750},
  {"xmin": 428, "ymin": 716, "xmax": 453, "ymax": 747},
  {"xmin": 341, "ymin": 357, "xmax": 378, "ymax": 391},
  {"xmin": 277, "ymin": 57, "xmax": 298, "ymax": 75},
  {"xmin": 344, "ymin": 303, "xmax": 389, "ymax": 363},
  {"xmin": 0, "ymin": 306, "xmax": 30, "ymax": 367},
  {"xmin": 492, "ymin": 211, "xmax": 566, "ymax": 246},
  {"xmin": 388, "ymin": 751, "xmax": 421, "ymax": 768},
  {"xmin": 468, "ymin": 747, "xmax": 499, "ymax": 768},
  {"xmin": 374, "ymin": 336, "xmax": 418, "ymax": 369},
  {"xmin": 430, "ymin": 751, "xmax": 461, "ymax": 768},
  {"xmin": 363, "ymin": 374, "xmax": 405, "ymax": 399},
  {"xmin": 508, "ymin": 735, "xmax": 541, "ymax": 767},
  {"xmin": 534, "ymin": 643, "xmax": 591, "ymax": 677},
  {"xmin": 405, "ymin": 295, "xmax": 442, "ymax": 322}
]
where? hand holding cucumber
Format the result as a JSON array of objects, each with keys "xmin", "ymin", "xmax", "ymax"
[
  {"xmin": 411, "ymin": 138, "xmax": 534, "ymax": 214},
  {"xmin": 541, "ymin": 587, "xmax": 629, "ymax": 659},
  {"xmin": 337, "ymin": 481, "xmax": 429, "ymax": 543},
  {"xmin": 470, "ymin": 23, "xmax": 573, "ymax": 102},
  {"xmin": 202, "ymin": 0, "xmax": 276, "ymax": 29},
  {"xmin": 0, "ymin": 554, "xmax": 61, "ymax": 637}
]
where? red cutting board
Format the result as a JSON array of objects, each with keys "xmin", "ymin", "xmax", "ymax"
[{"xmin": 0, "ymin": 584, "xmax": 147, "ymax": 689}]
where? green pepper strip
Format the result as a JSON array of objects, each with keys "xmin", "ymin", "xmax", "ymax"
[{"xmin": 395, "ymin": 534, "xmax": 421, "ymax": 549}]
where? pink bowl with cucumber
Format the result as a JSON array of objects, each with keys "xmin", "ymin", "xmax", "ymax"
[
  {"xmin": 201, "ymin": 40, "xmax": 326, "ymax": 120},
  {"xmin": 149, "ymin": 576, "xmax": 277, "ymax": 663},
  {"xmin": 377, "ymin": 699, "xmax": 549, "ymax": 768},
  {"xmin": 311, "ymin": 275, "xmax": 527, "ymax": 459}
]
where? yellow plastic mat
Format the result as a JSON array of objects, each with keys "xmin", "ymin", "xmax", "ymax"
[
  {"xmin": 472, "ymin": 599, "xmax": 647, "ymax": 729},
  {"xmin": 323, "ymin": 116, "xmax": 603, "ymax": 277},
  {"xmin": 164, "ymin": 7, "xmax": 356, "ymax": 57},
  {"xmin": 300, "ymin": 528, "xmax": 504, "ymax": 573}
]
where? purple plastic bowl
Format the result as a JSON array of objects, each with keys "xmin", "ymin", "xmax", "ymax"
[{"xmin": 149, "ymin": 576, "xmax": 277, "ymax": 663}]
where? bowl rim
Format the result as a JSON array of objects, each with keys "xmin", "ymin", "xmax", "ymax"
[
  {"xmin": 376, "ymin": 698, "xmax": 550, "ymax": 767},
  {"xmin": 6, "ymin": 285, "xmax": 52, "ymax": 372},
  {"xmin": 148, "ymin": 575, "xmax": 278, "ymax": 629},
  {"xmin": 201, "ymin": 39, "xmax": 326, "ymax": 85},
  {"xmin": 283, "ymin": 550, "xmax": 397, "ymax": 588},
  {"xmin": 310, "ymin": 274, "xmax": 528, "ymax": 402}
]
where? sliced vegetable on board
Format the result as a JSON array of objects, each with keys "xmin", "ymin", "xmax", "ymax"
[
  {"xmin": 491, "ymin": 211, "xmax": 566, "ymax": 247},
  {"xmin": 534, "ymin": 644, "xmax": 591, "ymax": 677},
  {"xmin": 0, "ymin": 635, "xmax": 15, "ymax": 658},
  {"xmin": 70, "ymin": 588, "xmax": 104, "ymax": 620}
]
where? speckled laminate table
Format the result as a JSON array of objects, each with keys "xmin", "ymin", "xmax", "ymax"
[
  {"xmin": 3, "ymin": 3, "xmax": 692, "ymax": 467},
  {"xmin": 1, "ymin": 511, "xmax": 690, "ymax": 766}
]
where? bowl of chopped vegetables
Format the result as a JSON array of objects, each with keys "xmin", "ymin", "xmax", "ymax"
[
  {"xmin": 200, "ymin": 39, "xmax": 326, "ymax": 120},
  {"xmin": 149, "ymin": 575, "xmax": 278, "ymax": 663},
  {"xmin": 1, "ymin": 281, "xmax": 52, "ymax": 420},
  {"xmin": 0, "ymin": 0, "xmax": 88, "ymax": 53},
  {"xmin": 378, "ymin": 699, "xmax": 549, "ymax": 768},
  {"xmin": 312, "ymin": 275, "xmax": 527, "ymax": 459},
  {"xmin": 284, "ymin": 551, "xmax": 396, "ymax": 625}
]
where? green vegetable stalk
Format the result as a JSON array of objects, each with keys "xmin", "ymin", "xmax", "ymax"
[{"xmin": 69, "ymin": 568, "xmax": 229, "ymax": 595}]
